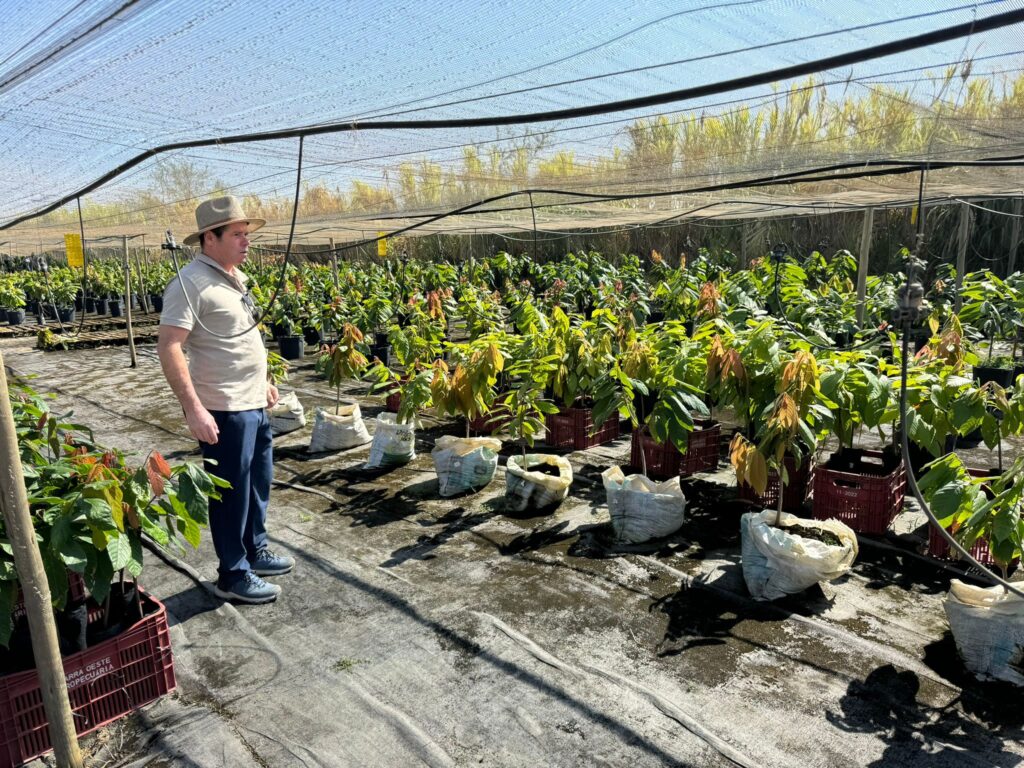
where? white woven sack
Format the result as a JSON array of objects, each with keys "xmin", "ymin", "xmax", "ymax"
[
  {"xmin": 268, "ymin": 390, "xmax": 305, "ymax": 435},
  {"xmin": 602, "ymin": 466, "xmax": 685, "ymax": 543},
  {"xmin": 504, "ymin": 454, "xmax": 572, "ymax": 512},
  {"xmin": 309, "ymin": 403, "xmax": 371, "ymax": 452},
  {"xmin": 740, "ymin": 510, "xmax": 858, "ymax": 601},
  {"xmin": 365, "ymin": 412, "xmax": 416, "ymax": 469},
  {"xmin": 945, "ymin": 579, "xmax": 1024, "ymax": 686},
  {"xmin": 431, "ymin": 436, "xmax": 502, "ymax": 497}
]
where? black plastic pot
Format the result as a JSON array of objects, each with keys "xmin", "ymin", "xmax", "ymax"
[
  {"xmin": 646, "ymin": 310, "xmax": 666, "ymax": 324},
  {"xmin": 278, "ymin": 335, "xmax": 305, "ymax": 360},
  {"xmin": 6, "ymin": 309, "xmax": 25, "ymax": 325},
  {"xmin": 303, "ymin": 326, "xmax": 323, "ymax": 346},
  {"xmin": 973, "ymin": 365, "xmax": 1015, "ymax": 388},
  {"xmin": 150, "ymin": 294, "xmax": 164, "ymax": 313},
  {"xmin": 57, "ymin": 307, "xmax": 75, "ymax": 323},
  {"xmin": 109, "ymin": 299, "xmax": 124, "ymax": 317},
  {"xmin": 95, "ymin": 297, "xmax": 109, "ymax": 315},
  {"xmin": 369, "ymin": 343, "xmax": 391, "ymax": 365},
  {"xmin": 84, "ymin": 297, "xmax": 96, "ymax": 313},
  {"xmin": 74, "ymin": 293, "xmax": 84, "ymax": 312},
  {"xmin": 373, "ymin": 331, "xmax": 389, "ymax": 347}
]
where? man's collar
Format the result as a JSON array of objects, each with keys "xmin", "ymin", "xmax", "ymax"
[{"xmin": 196, "ymin": 252, "xmax": 249, "ymax": 285}]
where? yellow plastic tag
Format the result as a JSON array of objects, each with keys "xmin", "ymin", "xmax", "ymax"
[
  {"xmin": 377, "ymin": 232, "xmax": 387, "ymax": 258},
  {"xmin": 65, "ymin": 233, "xmax": 84, "ymax": 267}
]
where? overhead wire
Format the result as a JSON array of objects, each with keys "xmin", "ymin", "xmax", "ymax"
[{"xmin": 6, "ymin": 5, "xmax": 1024, "ymax": 231}]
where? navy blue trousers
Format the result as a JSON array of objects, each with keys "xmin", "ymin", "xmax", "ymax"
[{"xmin": 199, "ymin": 408, "xmax": 272, "ymax": 585}]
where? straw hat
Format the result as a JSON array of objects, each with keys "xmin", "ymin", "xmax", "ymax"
[{"xmin": 183, "ymin": 195, "xmax": 265, "ymax": 246}]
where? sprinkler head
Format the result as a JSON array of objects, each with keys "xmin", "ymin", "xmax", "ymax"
[{"xmin": 771, "ymin": 243, "xmax": 788, "ymax": 263}]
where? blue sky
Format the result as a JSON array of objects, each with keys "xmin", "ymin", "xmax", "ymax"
[{"xmin": 2, "ymin": 0, "xmax": 1024, "ymax": 226}]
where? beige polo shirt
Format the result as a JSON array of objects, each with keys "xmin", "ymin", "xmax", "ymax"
[{"xmin": 160, "ymin": 253, "xmax": 268, "ymax": 412}]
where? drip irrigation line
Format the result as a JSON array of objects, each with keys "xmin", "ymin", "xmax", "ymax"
[
  {"xmin": 5, "ymin": 5, "xmax": 1024, "ymax": 231},
  {"xmin": 166, "ymin": 136, "xmax": 304, "ymax": 340},
  {"xmin": 953, "ymin": 197, "xmax": 1024, "ymax": 218}
]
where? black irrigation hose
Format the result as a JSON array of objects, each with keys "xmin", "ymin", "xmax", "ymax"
[
  {"xmin": 166, "ymin": 136, "xmax": 304, "ymax": 340},
  {"xmin": 897, "ymin": 167, "xmax": 1024, "ymax": 599},
  {"xmin": 4, "ymin": 6, "xmax": 1024, "ymax": 232}
]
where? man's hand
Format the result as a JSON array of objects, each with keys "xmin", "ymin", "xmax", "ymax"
[
  {"xmin": 185, "ymin": 404, "xmax": 220, "ymax": 444},
  {"xmin": 267, "ymin": 383, "xmax": 280, "ymax": 409}
]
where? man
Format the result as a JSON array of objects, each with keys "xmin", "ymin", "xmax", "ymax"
[{"xmin": 158, "ymin": 196, "xmax": 294, "ymax": 604}]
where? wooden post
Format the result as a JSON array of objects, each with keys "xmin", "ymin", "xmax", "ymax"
[
  {"xmin": 0, "ymin": 354, "xmax": 84, "ymax": 768},
  {"xmin": 329, "ymin": 237, "xmax": 339, "ymax": 289},
  {"xmin": 133, "ymin": 249, "xmax": 149, "ymax": 314},
  {"xmin": 856, "ymin": 208, "xmax": 874, "ymax": 325},
  {"xmin": 122, "ymin": 236, "xmax": 138, "ymax": 368},
  {"xmin": 1009, "ymin": 198, "xmax": 1022, "ymax": 276},
  {"xmin": 954, "ymin": 202, "xmax": 971, "ymax": 314},
  {"xmin": 740, "ymin": 221, "xmax": 748, "ymax": 270}
]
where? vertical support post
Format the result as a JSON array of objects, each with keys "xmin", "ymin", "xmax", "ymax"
[
  {"xmin": 133, "ymin": 249, "xmax": 149, "ymax": 314},
  {"xmin": 1009, "ymin": 198, "xmax": 1022, "ymax": 276},
  {"xmin": 329, "ymin": 237, "xmax": 339, "ymax": 290},
  {"xmin": 740, "ymin": 221, "xmax": 748, "ymax": 270},
  {"xmin": 122, "ymin": 235, "xmax": 138, "ymax": 368},
  {"xmin": 0, "ymin": 354, "xmax": 84, "ymax": 768},
  {"xmin": 955, "ymin": 202, "xmax": 971, "ymax": 314},
  {"xmin": 856, "ymin": 208, "xmax": 874, "ymax": 325}
]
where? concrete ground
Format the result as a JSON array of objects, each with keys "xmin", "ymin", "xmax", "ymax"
[{"xmin": 3, "ymin": 337, "xmax": 1021, "ymax": 768}]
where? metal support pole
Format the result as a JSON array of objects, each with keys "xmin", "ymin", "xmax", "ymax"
[
  {"xmin": 122, "ymin": 236, "xmax": 138, "ymax": 368},
  {"xmin": 856, "ymin": 208, "xmax": 874, "ymax": 325},
  {"xmin": 0, "ymin": 354, "xmax": 84, "ymax": 768},
  {"xmin": 954, "ymin": 202, "xmax": 971, "ymax": 314},
  {"xmin": 1009, "ymin": 198, "xmax": 1022, "ymax": 276}
]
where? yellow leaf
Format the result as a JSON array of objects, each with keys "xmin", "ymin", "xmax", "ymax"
[{"xmin": 748, "ymin": 450, "xmax": 768, "ymax": 497}]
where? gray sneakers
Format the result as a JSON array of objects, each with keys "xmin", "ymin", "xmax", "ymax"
[
  {"xmin": 214, "ymin": 571, "xmax": 282, "ymax": 604},
  {"xmin": 251, "ymin": 548, "xmax": 295, "ymax": 576}
]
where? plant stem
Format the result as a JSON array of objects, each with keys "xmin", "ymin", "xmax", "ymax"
[{"xmin": 774, "ymin": 475, "xmax": 784, "ymax": 527}]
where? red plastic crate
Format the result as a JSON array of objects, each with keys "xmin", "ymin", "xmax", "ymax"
[
  {"xmin": 811, "ymin": 448, "xmax": 906, "ymax": 534},
  {"xmin": 630, "ymin": 421, "xmax": 720, "ymax": 478},
  {"xmin": 737, "ymin": 456, "xmax": 812, "ymax": 512},
  {"xmin": 11, "ymin": 572, "xmax": 87, "ymax": 623},
  {"xmin": 385, "ymin": 392, "xmax": 401, "ymax": 413},
  {"xmin": 545, "ymin": 406, "xmax": 619, "ymax": 450},
  {"xmin": 926, "ymin": 468, "xmax": 1017, "ymax": 567},
  {"xmin": 926, "ymin": 526, "xmax": 1004, "ymax": 566},
  {"xmin": 467, "ymin": 395, "xmax": 512, "ymax": 435},
  {"xmin": 0, "ymin": 589, "xmax": 175, "ymax": 768}
]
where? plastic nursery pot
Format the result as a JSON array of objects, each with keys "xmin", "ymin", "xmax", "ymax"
[
  {"xmin": 739, "ymin": 509, "xmax": 858, "ymax": 601},
  {"xmin": 504, "ymin": 454, "xmax": 573, "ymax": 513},
  {"xmin": 84, "ymin": 297, "xmax": 96, "ymax": 313},
  {"xmin": 95, "ymin": 297, "xmax": 108, "ymax": 315},
  {"xmin": 56, "ymin": 307, "xmax": 75, "ymax": 324},
  {"xmin": 149, "ymin": 294, "xmax": 164, "ymax": 313},
  {"xmin": 5, "ymin": 309, "xmax": 25, "ymax": 326},
  {"xmin": 109, "ymin": 299, "xmax": 124, "ymax": 318},
  {"xmin": 278, "ymin": 335, "xmax": 305, "ymax": 360},
  {"xmin": 973, "ymin": 365, "xmax": 1016, "ymax": 388}
]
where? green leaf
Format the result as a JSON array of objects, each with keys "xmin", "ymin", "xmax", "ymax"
[{"xmin": 106, "ymin": 531, "xmax": 131, "ymax": 571}]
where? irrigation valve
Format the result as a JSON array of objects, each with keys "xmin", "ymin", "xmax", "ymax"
[
  {"xmin": 770, "ymin": 243, "xmax": 788, "ymax": 264},
  {"xmin": 895, "ymin": 279, "xmax": 926, "ymax": 327},
  {"xmin": 161, "ymin": 230, "xmax": 181, "ymax": 252}
]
